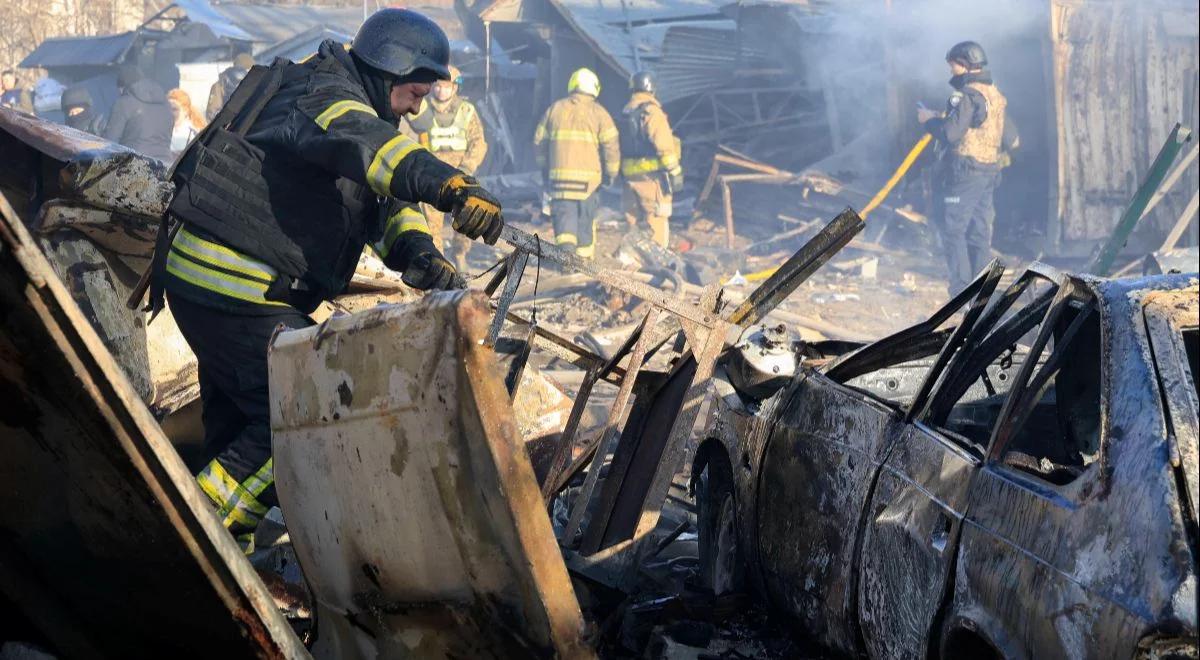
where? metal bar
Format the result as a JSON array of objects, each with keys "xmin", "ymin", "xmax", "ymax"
[
  {"xmin": 483, "ymin": 254, "xmax": 512, "ymax": 296},
  {"xmin": 623, "ymin": 325, "xmax": 726, "ymax": 572},
  {"xmin": 500, "ymin": 225, "xmax": 714, "ymax": 326},
  {"xmin": 487, "ymin": 250, "xmax": 528, "ymax": 346},
  {"xmin": 504, "ymin": 324, "xmax": 536, "ymax": 400},
  {"xmin": 721, "ymin": 181, "xmax": 735, "ymax": 249},
  {"xmin": 1089, "ymin": 124, "xmax": 1193, "ymax": 275},
  {"xmin": 563, "ymin": 308, "xmax": 662, "ymax": 545},
  {"xmin": 726, "ymin": 207, "xmax": 865, "ymax": 328},
  {"xmin": 541, "ymin": 366, "xmax": 599, "ymax": 503},
  {"xmin": 1160, "ymin": 188, "xmax": 1199, "ymax": 252}
]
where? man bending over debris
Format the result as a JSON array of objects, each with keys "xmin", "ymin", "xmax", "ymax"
[
  {"xmin": 918, "ymin": 40, "xmax": 1019, "ymax": 295},
  {"xmin": 146, "ymin": 8, "xmax": 505, "ymax": 545}
]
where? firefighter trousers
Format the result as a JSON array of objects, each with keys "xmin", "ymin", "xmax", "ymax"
[
  {"xmin": 167, "ymin": 290, "xmax": 314, "ymax": 539},
  {"xmin": 550, "ymin": 194, "xmax": 600, "ymax": 258},
  {"xmin": 939, "ymin": 158, "xmax": 1000, "ymax": 294},
  {"xmin": 622, "ymin": 177, "xmax": 671, "ymax": 248}
]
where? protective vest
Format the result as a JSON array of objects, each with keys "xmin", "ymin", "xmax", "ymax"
[
  {"xmin": 424, "ymin": 102, "xmax": 473, "ymax": 153},
  {"xmin": 954, "ymin": 82, "xmax": 1006, "ymax": 165},
  {"xmin": 163, "ymin": 42, "xmax": 449, "ymax": 312}
]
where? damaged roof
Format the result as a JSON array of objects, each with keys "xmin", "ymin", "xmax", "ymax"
[
  {"xmin": 549, "ymin": 0, "xmax": 733, "ymax": 76},
  {"xmin": 19, "ymin": 32, "xmax": 138, "ymax": 69}
]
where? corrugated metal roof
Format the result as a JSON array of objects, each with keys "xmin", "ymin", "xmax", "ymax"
[
  {"xmin": 19, "ymin": 32, "xmax": 138, "ymax": 69},
  {"xmin": 198, "ymin": 1, "xmax": 362, "ymax": 45},
  {"xmin": 549, "ymin": 0, "xmax": 730, "ymax": 76}
]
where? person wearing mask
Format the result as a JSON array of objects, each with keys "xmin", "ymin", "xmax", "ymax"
[
  {"xmin": 403, "ymin": 64, "xmax": 487, "ymax": 270},
  {"xmin": 620, "ymin": 70, "xmax": 682, "ymax": 249},
  {"xmin": 207, "ymin": 53, "xmax": 255, "ymax": 121},
  {"xmin": 103, "ymin": 66, "xmax": 174, "ymax": 162},
  {"xmin": 533, "ymin": 68, "xmax": 619, "ymax": 258},
  {"xmin": 60, "ymin": 86, "xmax": 103, "ymax": 134},
  {"xmin": 918, "ymin": 41, "xmax": 1019, "ymax": 295},
  {"xmin": 1, "ymin": 69, "xmax": 33, "ymax": 113},
  {"xmin": 146, "ymin": 8, "xmax": 504, "ymax": 543},
  {"xmin": 167, "ymin": 88, "xmax": 206, "ymax": 156}
]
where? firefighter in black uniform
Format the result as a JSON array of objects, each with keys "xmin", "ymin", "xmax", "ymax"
[
  {"xmin": 918, "ymin": 41, "xmax": 1018, "ymax": 295},
  {"xmin": 153, "ymin": 8, "xmax": 504, "ymax": 544}
]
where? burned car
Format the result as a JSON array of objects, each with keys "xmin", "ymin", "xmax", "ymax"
[{"xmin": 693, "ymin": 263, "xmax": 1198, "ymax": 658}]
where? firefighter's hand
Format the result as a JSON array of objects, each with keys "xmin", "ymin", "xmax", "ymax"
[
  {"xmin": 394, "ymin": 232, "xmax": 461, "ymax": 291},
  {"xmin": 438, "ymin": 174, "xmax": 504, "ymax": 245},
  {"xmin": 669, "ymin": 169, "xmax": 684, "ymax": 192},
  {"xmin": 402, "ymin": 252, "xmax": 461, "ymax": 291}
]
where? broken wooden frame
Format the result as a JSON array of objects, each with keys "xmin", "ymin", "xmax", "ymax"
[{"xmin": 487, "ymin": 210, "xmax": 864, "ymax": 588}]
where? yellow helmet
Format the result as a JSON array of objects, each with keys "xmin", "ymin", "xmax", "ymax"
[
  {"xmin": 567, "ymin": 68, "xmax": 601, "ymax": 97},
  {"xmin": 447, "ymin": 64, "xmax": 462, "ymax": 86}
]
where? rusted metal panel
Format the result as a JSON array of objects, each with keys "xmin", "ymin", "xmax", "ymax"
[
  {"xmin": 0, "ymin": 191, "xmax": 305, "ymax": 658},
  {"xmin": 268, "ymin": 292, "xmax": 593, "ymax": 659}
]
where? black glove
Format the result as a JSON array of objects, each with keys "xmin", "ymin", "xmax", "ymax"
[
  {"xmin": 669, "ymin": 169, "xmax": 684, "ymax": 192},
  {"xmin": 403, "ymin": 253, "xmax": 462, "ymax": 291},
  {"xmin": 392, "ymin": 231, "xmax": 461, "ymax": 291},
  {"xmin": 437, "ymin": 174, "xmax": 504, "ymax": 245}
]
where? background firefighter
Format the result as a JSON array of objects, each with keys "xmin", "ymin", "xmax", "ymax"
[
  {"xmin": 533, "ymin": 67, "xmax": 619, "ymax": 258},
  {"xmin": 919, "ymin": 40, "xmax": 1019, "ymax": 295},
  {"xmin": 620, "ymin": 71, "xmax": 683, "ymax": 249},
  {"xmin": 403, "ymin": 64, "xmax": 488, "ymax": 270},
  {"xmin": 156, "ymin": 8, "xmax": 504, "ymax": 547}
]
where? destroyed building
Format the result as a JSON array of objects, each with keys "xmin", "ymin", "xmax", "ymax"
[{"xmin": 1, "ymin": 0, "xmax": 1198, "ymax": 657}]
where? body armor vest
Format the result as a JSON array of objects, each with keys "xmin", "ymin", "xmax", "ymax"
[
  {"xmin": 955, "ymin": 82, "xmax": 1006, "ymax": 165},
  {"xmin": 412, "ymin": 99, "xmax": 472, "ymax": 153},
  {"xmin": 166, "ymin": 54, "xmax": 376, "ymax": 310}
]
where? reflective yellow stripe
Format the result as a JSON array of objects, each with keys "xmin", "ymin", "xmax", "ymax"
[
  {"xmin": 661, "ymin": 153, "xmax": 680, "ymax": 170},
  {"xmin": 241, "ymin": 459, "xmax": 274, "ymax": 498},
  {"xmin": 175, "ymin": 228, "xmax": 276, "ymax": 281},
  {"xmin": 367, "ymin": 133, "xmax": 423, "ymax": 196},
  {"xmin": 166, "ymin": 231, "xmax": 289, "ymax": 306},
  {"xmin": 314, "ymin": 99, "xmax": 377, "ymax": 130},
  {"xmin": 375, "ymin": 207, "xmax": 430, "ymax": 258},
  {"xmin": 598, "ymin": 127, "xmax": 618, "ymax": 143},
  {"xmin": 549, "ymin": 129, "xmax": 598, "ymax": 144},
  {"xmin": 621, "ymin": 157, "xmax": 664, "ymax": 177},
  {"xmin": 548, "ymin": 168, "xmax": 599, "ymax": 182},
  {"xmin": 576, "ymin": 243, "xmax": 595, "ymax": 258},
  {"xmin": 555, "ymin": 233, "xmax": 578, "ymax": 245},
  {"xmin": 196, "ymin": 459, "xmax": 269, "ymax": 530}
]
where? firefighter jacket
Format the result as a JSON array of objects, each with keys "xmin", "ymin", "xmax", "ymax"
[
  {"xmin": 533, "ymin": 92, "xmax": 619, "ymax": 200},
  {"xmin": 405, "ymin": 96, "xmax": 487, "ymax": 173},
  {"xmin": 925, "ymin": 71, "xmax": 1016, "ymax": 167},
  {"xmin": 619, "ymin": 92, "xmax": 681, "ymax": 181},
  {"xmin": 165, "ymin": 40, "xmax": 457, "ymax": 313}
]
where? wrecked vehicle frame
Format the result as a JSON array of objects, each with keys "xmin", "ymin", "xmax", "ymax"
[{"xmin": 693, "ymin": 262, "xmax": 1199, "ymax": 658}]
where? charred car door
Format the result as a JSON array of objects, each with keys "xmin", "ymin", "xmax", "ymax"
[
  {"xmin": 753, "ymin": 263, "xmax": 1003, "ymax": 654},
  {"xmin": 855, "ymin": 267, "xmax": 1062, "ymax": 659},
  {"xmin": 941, "ymin": 274, "xmax": 1155, "ymax": 658}
]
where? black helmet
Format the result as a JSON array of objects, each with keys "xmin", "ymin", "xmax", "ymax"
[
  {"xmin": 60, "ymin": 86, "xmax": 94, "ymax": 110},
  {"xmin": 946, "ymin": 41, "xmax": 987, "ymax": 68},
  {"xmin": 351, "ymin": 8, "xmax": 451, "ymax": 81},
  {"xmin": 630, "ymin": 70, "xmax": 655, "ymax": 94}
]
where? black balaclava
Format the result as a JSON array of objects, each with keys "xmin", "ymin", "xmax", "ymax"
[
  {"xmin": 61, "ymin": 87, "xmax": 95, "ymax": 130},
  {"xmin": 949, "ymin": 68, "xmax": 992, "ymax": 90}
]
